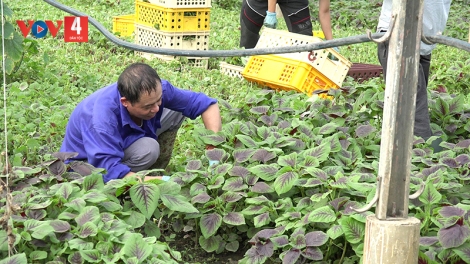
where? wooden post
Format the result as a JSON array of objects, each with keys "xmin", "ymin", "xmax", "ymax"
[
  {"xmin": 375, "ymin": 0, "xmax": 423, "ymax": 221},
  {"xmin": 364, "ymin": 216, "xmax": 420, "ymax": 263},
  {"xmin": 363, "ymin": 0, "xmax": 423, "ymax": 262}
]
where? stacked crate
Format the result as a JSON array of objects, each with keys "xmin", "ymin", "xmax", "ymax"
[
  {"xmin": 112, "ymin": 14, "xmax": 135, "ymax": 37},
  {"xmin": 134, "ymin": 0, "xmax": 211, "ymax": 68}
]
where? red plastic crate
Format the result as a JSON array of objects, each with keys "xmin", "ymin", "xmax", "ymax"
[{"xmin": 347, "ymin": 63, "xmax": 383, "ymax": 83}]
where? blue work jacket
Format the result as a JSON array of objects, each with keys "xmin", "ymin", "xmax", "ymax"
[{"xmin": 60, "ymin": 80, "xmax": 217, "ymax": 182}]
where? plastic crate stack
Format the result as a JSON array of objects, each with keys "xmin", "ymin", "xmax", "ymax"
[
  {"xmin": 112, "ymin": 14, "xmax": 135, "ymax": 37},
  {"xmin": 133, "ymin": 0, "xmax": 211, "ymax": 68},
  {"xmin": 241, "ymin": 28, "xmax": 352, "ymax": 98}
]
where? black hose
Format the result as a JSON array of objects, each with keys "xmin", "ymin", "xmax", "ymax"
[
  {"xmin": 426, "ymin": 35, "xmax": 470, "ymax": 53},
  {"xmin": 43, "ymin": 0, "xmax": 470, "ymax": 57}
]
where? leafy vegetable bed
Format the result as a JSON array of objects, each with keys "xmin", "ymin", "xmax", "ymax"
[
  {"xmin": 2, "ymin": 83, "xmax": 470, "ymax": 263},
  {"xmin": 2, "ymin": 0, "xmax": 470, "ymax": 263}
]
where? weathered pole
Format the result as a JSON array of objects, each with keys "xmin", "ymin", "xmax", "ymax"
[
  {"xmin": 468, "ymin": 25, "xmax": 470, "ymax": 43},
  {"xmin": 363, "ymin": 0, "xmax": 423, "ymax": 263}
]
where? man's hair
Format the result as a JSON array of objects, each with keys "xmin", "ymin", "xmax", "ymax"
[{"xmin": 117, "ymin": 63, "xmax": 161, "ymax": 104}]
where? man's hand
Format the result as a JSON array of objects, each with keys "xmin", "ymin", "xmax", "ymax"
[
  {"xmin": 209, "ymin": 160, "xmax": 220, "ymax": 167},
  {"xmin": 264, "ymin": 11, "xmax": 277, "ymax": 29},
  {"xmin": 206, "ymin": 145, "xmax": 220, "ymax": 167},
  {"xmin": 125, "ymin": 172, "xmax": 170, "ymax": 182}
]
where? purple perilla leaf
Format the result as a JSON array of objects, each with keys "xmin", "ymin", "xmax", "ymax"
[
  {"xmin": 420, "ymin": 236, "xmax": 439, "ymax": 246},
  {"xmin": 438, "ymin": 224, "xmax": 470, "ymax": 249},
  {"xmin": 439, "ymin": 206, "xmax": 465, "ymax": 218},
  {"xmin": 355, "ymin": 125, "xmax": 376, "ymax": 138}
]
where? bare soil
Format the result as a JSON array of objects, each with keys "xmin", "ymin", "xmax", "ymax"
[{"xmin": 169, "ymin": 232, "xmax": 247, "ymax": 264}]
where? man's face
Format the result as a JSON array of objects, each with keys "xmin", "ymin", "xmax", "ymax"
[{"xmin": 121, "ymin": 83, "xmax": 163, "ymax": 121}]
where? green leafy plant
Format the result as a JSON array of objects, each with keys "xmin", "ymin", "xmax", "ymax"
[
  {"xmin": 239, "ymin": 226, "xmax": 329, "ymax": 264},
  {"xmin": 0, "ymin": 153, "xmax": 196, "ymax": 263},
  {"xmin": 0, "ymin": 2, "xmax": 39, "ymax": 75}
]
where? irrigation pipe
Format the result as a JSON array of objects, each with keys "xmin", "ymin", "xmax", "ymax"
[{"xmin": 43, "ymin": 0, "xmax": 470, "ymax": 57}]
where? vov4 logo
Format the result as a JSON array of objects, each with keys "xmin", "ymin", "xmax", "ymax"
[{"xmin": 16, "ymin": 16, "xmax": 88, "ymax": 42}]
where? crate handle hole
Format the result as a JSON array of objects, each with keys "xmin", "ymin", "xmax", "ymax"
[{"xmin": 183, "ymin": 36, "xmax": 196, "ymax": 41}]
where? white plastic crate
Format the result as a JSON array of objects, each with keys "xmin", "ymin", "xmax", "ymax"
[
  {"xmin": 255, "ymin": 28, "xmax": 352, "ymax": 87},
  {"xmin": 219, "ymin": 62, "xmax": 244, "ymax": 79},
  {"xmin": 147, "ymin": 0, "xmax": 211, "ymax": 8},
  {"xmin": 255, "ymin": 28, "xmax": 322, "ymax": 48},
  {"xmin": 135, "ymin": 1, "xmax": 211, "ymax": 32},
  {"xmin": 136, "ymin": 52, "xmax": 209, "ymax": 69},
  {"xmin": 135, "ymin": 24, "xmax": 210, "ymax": 50}
]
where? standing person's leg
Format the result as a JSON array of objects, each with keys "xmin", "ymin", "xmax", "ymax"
[
  {"xmin": 378, "ymin": 40, "xmax": 433, "ymax": 140},
  {"xmin": 152, "ymin": 108, "xmax": 186, "ymax": 170},
  {"xmin": 414, "ymin": 54, "xmax": 433, "ymax": 139},
  {"xmin": 240, "ymin": 0, "xmax": 267, "ymax": 49},
  {"xmin": 278, "ymin": 0, "xmax": 313, "ymax": 36},
  {"xmin": 377, "ymin": 40, "xmax": 389, "ymax": 83},
  {"xmin": 421, "ymin": 54, "xmax": 431, "ymax": 86}
]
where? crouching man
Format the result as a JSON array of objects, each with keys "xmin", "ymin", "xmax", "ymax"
[{"xmin": 60, "ymin": 62, "xmax": 222, "ymax": 183}]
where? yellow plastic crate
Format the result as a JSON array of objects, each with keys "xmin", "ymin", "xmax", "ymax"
[
  {"xmin": 255, "ymin": 28, "xmax": 352, "ymax": 88},
  {"xmin": 112, "ymin": 14, "xmax": 135, "ymax": 37},
  {"xmin": 313, "ymin": 30, "xmax": 325, "ymax": 39},
  {"xmin": 135, "ymin": 1, "xmax": 210, "ymax": 32},
  {"xmin": 242, "ymin": 55, "xmax": 339, "ymax": 98},
  {"xmin": 148, "ymin": 0, "xmax": 211, "ymax": 8}
]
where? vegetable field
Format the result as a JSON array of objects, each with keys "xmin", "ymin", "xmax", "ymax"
[{"xmin": 1, "ymin": 0, "xmax": 470, "ymax": 263}]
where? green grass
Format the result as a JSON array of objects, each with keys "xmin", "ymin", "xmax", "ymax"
[{"xmin": 3, "ymin": 0, "xmax": 470, "ymax": 166}]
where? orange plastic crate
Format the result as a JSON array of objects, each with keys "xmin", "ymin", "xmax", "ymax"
[
  {"xmin": 112, "ymin": 14, "xmax": 135, "ymax": 37},
  {"xmin": 242, "ymin": 55, "xmax": 338, "ymax": 98},
  {"xmin": 135, "ymin": 1, "xmax": 210, "ymax": 32}
]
